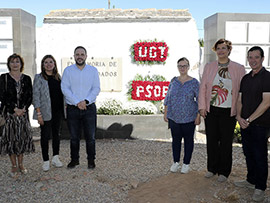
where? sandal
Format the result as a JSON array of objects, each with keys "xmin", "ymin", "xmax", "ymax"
[
  {"xmin": 19, "ymin": 164, "xmax": 28, "ymax": 174},
  {"xmin": 9, "ymin": 165, "xmax": 19, "ymax": 178}
]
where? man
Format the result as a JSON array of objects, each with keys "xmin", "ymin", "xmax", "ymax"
[
  {"xmin": 234, "ymin": 46, "xmax": 270, "ymax": 202},
  {"xmin": 61, "ymin": 46, "xmax": 100, "ymax": 169}
]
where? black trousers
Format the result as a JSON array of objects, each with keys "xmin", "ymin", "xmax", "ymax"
[
  {"xmin": 67, "ymin": 104, "xmax": 96, "ymax": 161},
  {"xmin": 242, "ymin": 125, "xmax": 269, "ymax": 190},
  {"xmin": 40, "ymin": 110, "xmax": 62, "ymax": 161},
  {"xmin": 205, "ymin": 106, "xmax": 236, "ymax": 177}
]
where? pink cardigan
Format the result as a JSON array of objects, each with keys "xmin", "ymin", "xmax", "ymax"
[{"xmin": 198, "ymin": 60, "xmax": 246, "ymax": 116}]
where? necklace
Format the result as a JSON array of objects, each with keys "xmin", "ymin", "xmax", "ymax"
[
  {"xmin": 9, "ymin": 72, "xmax": 22, "ymax": 82},
  {"xmin": 218, "ymin": 60, "xmax": 230, "ymax": 67}
]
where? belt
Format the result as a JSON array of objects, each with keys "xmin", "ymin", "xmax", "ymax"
[{"xmin": 67, "ymin": 103, "xmax": 94, "ymax": 109}]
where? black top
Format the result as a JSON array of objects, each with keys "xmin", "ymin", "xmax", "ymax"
[
  {"xmin": 239, "ymin": 67, "xmax": 270, "ymax": 127},
  {"xmin": 0, "ymin": 73, "xmax": 32, "ymax": 114},
  {"xmin": 47, "ymin": 75, "xmax": 63, "ymax": 114}
]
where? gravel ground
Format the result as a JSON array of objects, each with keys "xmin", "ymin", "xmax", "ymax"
[{"xmin": 0, "ymin": 129, "xmax": 248, "ymax": 202}]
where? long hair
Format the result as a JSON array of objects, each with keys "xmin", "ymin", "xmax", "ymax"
[
  {"xmin": 41, "ymin": 55, "xmax": 61, "ymax": 81},
  {"xmin": 7, "ymin": 53, "xmax": 24, "ymax": 72}
]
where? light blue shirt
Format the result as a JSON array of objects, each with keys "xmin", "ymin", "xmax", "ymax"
[{"xmin": 61, "ymin": 64, "xmax": 100, "ymax": 105}]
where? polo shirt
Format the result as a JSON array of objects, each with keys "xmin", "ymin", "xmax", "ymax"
[{"xmin": 239, "ymin": 67, "xmax": 270, "ymax": 127}]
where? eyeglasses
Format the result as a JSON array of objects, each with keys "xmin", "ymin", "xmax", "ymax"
[{"xmin": 177, "ymin": 65, "xmax": 189, "ymax": 68}]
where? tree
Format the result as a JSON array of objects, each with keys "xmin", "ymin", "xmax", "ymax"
[{"xmin": 198, "ymin": 38, "xmax": 204, "ymax": 47}]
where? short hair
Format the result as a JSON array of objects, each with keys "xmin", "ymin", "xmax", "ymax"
[
  {"xmin": 177, "ymin": 57, "xmax": 190, "ymax": 66},
  {"xmin": 212, "ymin": 38, "xmax": 232, "ymax": 53},
  {"xmin": 41, "ymin": 55, "xmax": 61, "ymax": 81},
  {"xmin": 74, "ymin": 46, "xmax": 87, "ymax": 55},
  {"xmin": 7, "ymin": 53, "xmax": 24, "ymax": 72},
  {"xmin": 247, "ymin": 46, "xmax": 264, "ymax": 58}
]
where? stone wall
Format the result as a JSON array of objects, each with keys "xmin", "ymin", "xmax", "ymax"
[
  {"xmin": 61, "ymin": 114, "xmax": 171, "ymax": 140},
  {"xmin": 36, "ymin": 8, "xmax": 200, "ymax": 102},
  {"xmin": 204, "ymin": 13, "xmax": 270, "ymax": 68},
  {"xmin": 0, "ymin": 9, "xmax": 36, "ymax": 78}
]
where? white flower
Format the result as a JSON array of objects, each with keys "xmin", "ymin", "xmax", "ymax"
[{"xmin": 123, "ymin": 101, "xmax": 157, "ymax": 115}]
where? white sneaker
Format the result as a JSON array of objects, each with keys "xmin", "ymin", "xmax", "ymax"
[
  {"xmin": 252, "ymin": 189, "xmax": 264, "ymax": 202},
  {"xmin": 217, "ymin": 175, "xmax": 227, "ymax": 182},
  {"xmin": 205, "ymin": 171, "xmax": 214, "ymax": 178},
  {"xmin": 52, "ymin": 155, "xmax": 63, "ymax": 168},
  {"xmin": 170, "ymin": 162, "xmax": 180, "ymax": 172},
  {"xmin": 181, "ymin": 164, "xmax": 190, "ymax": 174},
  {"xmin": 42, "ymin": 161, "xmax": 50, "ymax": 172},
  {"xmin": 234, "ymin": 180, "xmax": 255, "ymax": 189}
]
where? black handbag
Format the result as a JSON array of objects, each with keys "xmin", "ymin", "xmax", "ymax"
[
  {"xmin": 0, "ymin": 74, "xmax": 7, "ymax": 127},
  {"xmin": 0, "ymin": 106, "xmax": 5, "ymax": 126}
]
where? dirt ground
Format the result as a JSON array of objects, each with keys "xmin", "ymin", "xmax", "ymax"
[{"xmin": 128, "ymin": 167, "xmax": 270, "ymax": 203}]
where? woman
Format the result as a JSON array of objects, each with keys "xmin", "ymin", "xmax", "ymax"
[
  {"xmin": 198, "ymin": 39, "xmax": 245, "ymax": 182},
  {"xmin": 164, "ymin": 57, "xmax": 201, "ymax": 174},
  {"xmin": 33, "ymin": 55, "xmax": 64, "ymax": 171},
  {"xmin": 0, "ymin": 53, "xmax": 34, "ymax": 177}
]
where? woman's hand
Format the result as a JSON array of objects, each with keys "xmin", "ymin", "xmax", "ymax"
[
  {"xmin": 14, "ymin": 107, "xmax": 25, "ymax": 117},
  {"xmin": 163, "ymin": 113, "xmax": 168, "ymax": 122},
  {"xmin": 37, "ymin": 116, "xmax": 44, "ymax": 126},
  {"xmin": 195, "ymin": 113, "xmax": 201, "ymax": 125},
  {"xmin": 36, "ymin": 110, "xmax": 44, "ymax": 125},
  {"xmin": 163, "ymin": 106, "xmax": 168, "ymax": 122},
  {"xmin": 199, "ymin": 109, "xmax": 207, "ymax": 119}
]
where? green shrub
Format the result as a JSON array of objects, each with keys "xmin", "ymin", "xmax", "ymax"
[{"xmin": 233, "ymin": 122, "xmax": 242, "ymax": 143}]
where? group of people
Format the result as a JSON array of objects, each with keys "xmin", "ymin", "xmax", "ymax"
[
  {"xmin": 0, "ymin": 40, "xmax": 269, "ymax": 201},
  {"xmin": 0, "ymin": 46, "xmax": 100, "ymax": 176},
  {"xmin": 164, "ymin": 39, "xmax": 270, "ymax": 202}
]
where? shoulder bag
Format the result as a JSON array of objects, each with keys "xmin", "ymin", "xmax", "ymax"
[{"xmin": 0, "ymin": 74, "xmax": 8, "ymax": 126}]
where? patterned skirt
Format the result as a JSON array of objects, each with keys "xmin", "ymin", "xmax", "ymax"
[{"xmin": 0, "ymin": 113, "xmax": 35, "ymax": 155}]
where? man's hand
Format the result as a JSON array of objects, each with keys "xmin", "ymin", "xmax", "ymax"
[
  {"xmin": 77, "ymin": 100, "xmax": 87, "ymax": 110},
  {"xmin": 236, "ymin": 116, "xmax": 249, "ymax": 129}
]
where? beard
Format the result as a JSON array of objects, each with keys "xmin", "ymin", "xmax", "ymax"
[{"xmin": 75, "ymin": 58, "xmax": 86, "ymax": 66}]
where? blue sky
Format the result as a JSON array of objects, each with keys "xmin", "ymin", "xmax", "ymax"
[{"xmin": 2, "ymin": 0, "xmax": 270, "ymax": 38}]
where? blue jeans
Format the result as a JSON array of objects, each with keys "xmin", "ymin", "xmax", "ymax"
[
  {"xmin": 241, "ymin": 125, "xmax": 269, "ymax": 191},
  {"xmin": 67, "ymin": 104, "xmax": 96, "ymax": 161},
  {"xmin": 169, "ymin": 119, "xmax": 195, "ymax": 164}
]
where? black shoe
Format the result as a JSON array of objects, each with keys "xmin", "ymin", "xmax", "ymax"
[
  {"xmin": 88, "ymin": 159, "xmax": 95, "ymax": 169},
  {"xmin": 67, "ymin": 160, "xmax": 79, "ymax": 169}
]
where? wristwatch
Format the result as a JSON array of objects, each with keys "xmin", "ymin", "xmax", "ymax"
[{"xmin": 85, "ymin": 99, "xmax": 89, "ymax": 105}]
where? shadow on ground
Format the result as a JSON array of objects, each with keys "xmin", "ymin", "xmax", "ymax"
[{"xmin": 60, "ymin": 120, "xmax": 134, "ymax": 139}]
